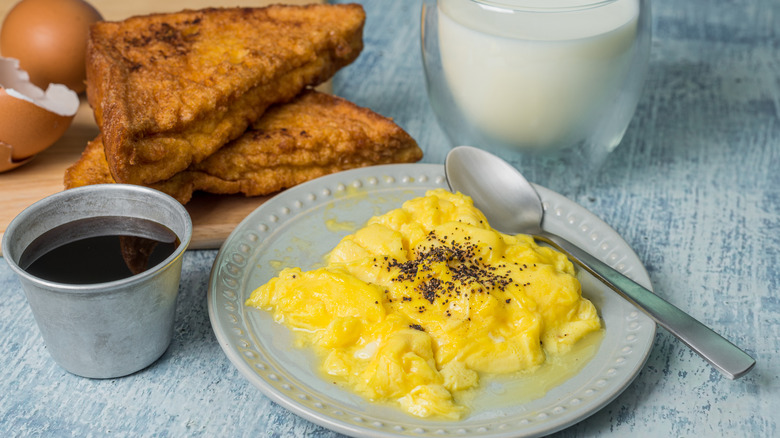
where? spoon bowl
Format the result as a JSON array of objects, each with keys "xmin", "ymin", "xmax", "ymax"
[
  {"xmin": 444, "ymin": 144, "xmax": 546, "ymax": 235},
  {"xmin": 445, "ymin": 145, "xmax": 755, "ymax": 380}
]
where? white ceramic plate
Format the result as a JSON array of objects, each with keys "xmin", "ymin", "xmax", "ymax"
[{"xmin": 208, "ymin": 163, "xmax": 656, "ymax": 438}]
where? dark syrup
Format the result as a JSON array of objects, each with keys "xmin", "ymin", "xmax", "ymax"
[{"xmin": 19, "ymin": 216, "xmax": 179, "ymax": 284}]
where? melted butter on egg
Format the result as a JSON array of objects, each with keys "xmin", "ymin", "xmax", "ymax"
[{"xmin": 246, "ymin": 189, "xmax": 602, "ymax": 419}]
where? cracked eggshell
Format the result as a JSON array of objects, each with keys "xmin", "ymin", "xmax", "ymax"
[{"xmin": 0, "ymin": 57, "xmax": 79, "ymax": 173}]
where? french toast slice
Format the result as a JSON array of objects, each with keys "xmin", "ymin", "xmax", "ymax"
[
  {"xmin": 66, "ymin": 90, "xmax": 423, "ymax": 204},
  {"xmin": 86, "ymin": 4, "xmax": 365, "ymax": 185}
]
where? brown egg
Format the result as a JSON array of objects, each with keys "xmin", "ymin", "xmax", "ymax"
[
  {"xmin": 0, "ymin": 0, "xmax": 102, "ymax": 93},
  {"xmin": 0, "ymin": 57, "xmax": 79, "ymax": 172}
]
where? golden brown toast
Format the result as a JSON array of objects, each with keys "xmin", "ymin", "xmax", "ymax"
[
  {"xmin": 66, "ymin": 91, "xmax": 423, "ymax": 204},
  {"xmin": 87, "ymin": 4, "xmax": 365, "ymax": 185}
]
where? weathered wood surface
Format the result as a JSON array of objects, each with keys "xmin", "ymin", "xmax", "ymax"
[{"xmin": 1, "ymin": 0, "xmax": 778, "ymax": 436}]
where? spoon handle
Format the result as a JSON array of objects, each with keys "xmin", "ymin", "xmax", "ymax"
[{"xmin": 537, "ymin": 231, "xmax": 756, "ymax": 380}]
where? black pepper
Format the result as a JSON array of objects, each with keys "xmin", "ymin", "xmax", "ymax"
[{"xmin": 384, "ymin": 230, "xmax": 521, "ymax": 314}]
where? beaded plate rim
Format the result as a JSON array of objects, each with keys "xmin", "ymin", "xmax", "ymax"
[{"xmin": 207, "ymin": 163, "xmax": 656, "ymax": 438}]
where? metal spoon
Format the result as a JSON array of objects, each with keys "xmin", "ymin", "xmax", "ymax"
[{"xmin": 444, "ymin": 145, "xmax": 756, "ymax": 379}]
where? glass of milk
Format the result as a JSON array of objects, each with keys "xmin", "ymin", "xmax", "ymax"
[{"xmin": 422, "ymin": 0, "xmax": 651, "ymax": 192}]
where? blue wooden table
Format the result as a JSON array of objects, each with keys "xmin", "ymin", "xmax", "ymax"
[{"xmin": 1, "ymin": 0, "xmax": 778, "ymax": 436}]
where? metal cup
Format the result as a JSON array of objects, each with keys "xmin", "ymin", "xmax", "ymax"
[{"xmin": 2, "ymin": 184, "xmax": 192, "ymax": 378}]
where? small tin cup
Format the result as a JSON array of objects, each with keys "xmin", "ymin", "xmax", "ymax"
[{"xmin": 2, "ymin": 184, "xmax": 192, "ymax": 379}]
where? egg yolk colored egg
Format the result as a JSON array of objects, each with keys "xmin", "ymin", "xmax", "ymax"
[{"xmin": 246, "ymin": 189, "xmax": 601, "ymax": 419}]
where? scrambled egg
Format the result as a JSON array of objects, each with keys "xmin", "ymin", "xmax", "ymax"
[{"xmin": 246, "ymin": 189, "xmax": 601, "ymax": 419}]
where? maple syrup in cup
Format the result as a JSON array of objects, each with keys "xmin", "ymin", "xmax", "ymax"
[
  {"xmin": 422, "ymin": 0, "xmax": 651, "ymax": 192},
  {"xmin": 2, "ymin": 184, "xmax": 192, "ymax": 379}
]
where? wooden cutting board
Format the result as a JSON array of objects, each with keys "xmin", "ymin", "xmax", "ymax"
[{"xmin": 0, "ymin": 0, "xmax": 324, "ymax": 256}]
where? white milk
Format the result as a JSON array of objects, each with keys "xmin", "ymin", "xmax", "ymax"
[{"xmin": 438, "ymin": 0, "xmax": 639, "ymax": 152}]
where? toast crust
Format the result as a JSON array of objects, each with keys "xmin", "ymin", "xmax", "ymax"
[
  {"xmin": 66, "ymin": 91, "xmax": 423, "ymax": 204},
  {"xmin": 87, "ymin": 4, "xmax": 365, "ymax": 185}
]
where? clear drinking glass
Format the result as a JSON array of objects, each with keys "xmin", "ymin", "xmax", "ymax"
[{"xmin": 422, "ymin": 0, "xmax": 651, "ymax": 194}]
